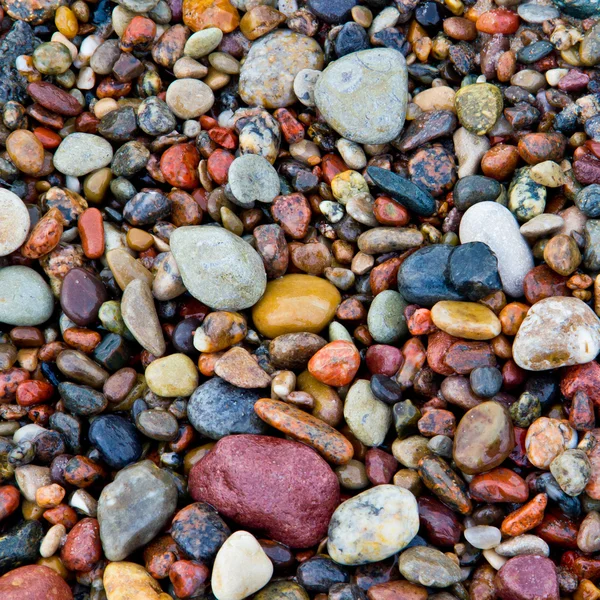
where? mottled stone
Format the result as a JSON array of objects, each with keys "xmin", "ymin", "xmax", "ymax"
[
  {"xmin": 344, "ymin": 379, "xmax": 392, "ymax": 447},
  {"xmin": 327, "ymin": 485, "xmax": 418, "ymax": 565},
  {"xmin": 0, "ymin": 565, "xmax": 72, "ymax": 600},
  {"xmin": 315, "ymin": 49, "xmax": 407, "ymax": 145},
  {"xmin": 0, "ymin": 266, "xmax": 54, "ymax": 326},
  {"xmin": 513, "ymin": 296, "xmax": 600, "ymax": 370},
  {"xmin": 455, "ymin": 83, "xmax": 503, "ymax": 135},
  {"xmin": 399, "ymin": 546, "xmax": 462, "ymax": 588}
]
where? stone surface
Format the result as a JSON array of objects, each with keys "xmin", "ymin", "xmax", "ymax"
[
  {"xmin": 239, "ymin": 30, "xmax": 324, "ymax": 109},
  {"xmin": 0, "ymin": 520, "xmax": 44, "ymax": 573},
  {"xmin": 315, "ymin": 49, "xmax": 407, "ymax": 144},
  {"xmin": 455, "ymin": 83, "xmax": 503, "ymax": 135},
  {"xmin": 145, "ymin": 353, "xmax": 198, "ymax": 397},
  {"xmin": 89, "ymin": 415, "xmax": 142, "ymax": 470},
  {"xmin": 98, "ymin": 460, "xmax": 177, "ymax": 561},
  {"xmin": 344, "ymin": 379, "xmax": 392, "ymax": 447},
  {"xmin": 398, "ymin": 546, "xmax": 462, "ymax": 588},
  {"xmin": 228, "ymin": 154, "xmax": 280, "ymax": 207},
  {"xmin": 171, "ymin": 226, "xmax": 266, "ymax": 311},
  {"xmin": 53, "ymin": 133, "xmax": 113, "ymax": 177},
  {"xmin": 459, "ymin": 201, "xmax": 534, "ymax": 298},
  {"xmin": 0, "ymin": 266, "xmax": 54, "ymax": 326},
  {"xmin": 495, "ymin": 555, "xmax": 559, "ymax": 600},
  {"xmin": 103, "ymin": 562, "xmax": 165, "ymax": 600},
  {"xmin": 211, "ymin": 531, "xmax": 273, "ymax": 600},
  {"xmin": 367, "ymin": 290, "xmax": 408, "ymax": 344},
  {"xmin": 431, "ymin": 301, "xmax": 501, "ymax": 340},
  {"xmin": 189, "ymin": 434, "xmax": 339, "ymax": 548},
  {"xmin": 187, "ymin": 377, "xmax": 268, "ymax": 439},
  {"xmin": 0, "ymin": 565, "xmax": 73, "ymax": 600},
  {"xmin": 0, "ymin": 189, "xmax": 29, "ymax": 257},
  {"xmin": 327, "ymin": 485, "xmax": 419, "ymax": 565},
  {"xmin": 513, "ymin": 296, "xmax": 600, "ymax": 370}
]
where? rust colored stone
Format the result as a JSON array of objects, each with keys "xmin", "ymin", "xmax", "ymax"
[
  {"xmin": 481, "ymin": 144, "xmax": 519, "ymax": 181},
  {"xmin": 0, "ymin": 368, "xmax": 29, "ymax": 401},
  {"xmin": 161, "ymin": 144, "xmax": 201, "ymax": 190},
  {"xmin": 21, "ymin": 207, "xmax": 64, "ymax": 259},
  {"xmin": 78, "ymin": 208, "xmax": 105, "ymax": 260},
  {"xmin": 523, "ymin": 264, "xmax": 569, "ymax": 305},
  {"xmin": 64, "ymin": 456, "xmax": 105, "ymax": 488},
  {"xmin": 444, "ymin": 340, "xmax": 496, "ymax": 375},
  {"xmin": 206, "ymin": 148, "xmax": 234, "ymax": 185},
  {"xmin": 370, "ymin": 257, "xmax": 403, "ymax": 296},
  {"xmin": 469, "ymin": 467, "xmax": 529, "ymax": 503},
  {"xmin": 417, "ymin": 408, "xmax": 456, "ymax": 437},
  {"xmin": 501, "ymin": 492, "xmax": 547, "ymax": 536},
  {"xmin": 308, "ymin": 340, "xmax": 360, "ymax": 387},
  {"xmin": 16, "ymin": 380, "xmax": 54, "ymax": 407},
  {"xmin": 271, "ymin": 193, "xmax": 312, "ymax": 239},
  {"xmin": 27, "ymin": 82, "xmax": 83, "ymax": 116},
  {"xmin": 518, "ymin": 132, "xmax": 567, "ymax": 165},
  {"xmin": 61, "ymin": 517, "xmax": 101, "ymax": 572},
  {"xmin": 0, "ymin": 485, "xmax": 20, "ymax": 522}
]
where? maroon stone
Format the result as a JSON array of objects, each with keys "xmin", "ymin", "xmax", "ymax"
[
  {"xmin": 0, "ymin": 565, "xmax": 73, "ymax": 600},
  {"xmin": 495, "ymin": 556, "xmax": 559, "ymax": 600},
  {"xmin": 522, "ymin": 265, "xmax": 569, "ymax": 305},
  {"xmin": 557, "ymin": 70, "xmax": 590, "ymax": 93},
  {"xmin": 574, "ymin": 156, "xmax": 600, "ymax": 185},
  {"xmin": 561, "ymin": 361, "xmax": 600, "ymax": 406},
  {"xmin": 60, "ymin": 267, "xmax": 107, "ymax": 326},
  {"xmin": 365, "ymin": 448, "xmax": 398, "ymax": 485},
  {"xmin": 417, "ymin": 496, "xmax": 462, "ymax": 547},
  {"xmin": 188, "ymin": 434, "xmax": 340, "ymax": 548},
  {"xmin": 61, "ymin": 517, "xmax": 101, "ymax": 572},
  {"xmin": 365, "ymin": 345, "xmax": 403, "ymax": 377}
]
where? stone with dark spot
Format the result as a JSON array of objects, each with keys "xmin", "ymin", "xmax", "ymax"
[
  {"xmin": 58, "ymin": 382, "xmax": 107, "ymax": 416},
  {"xmin": 408, "ymin": 145, "xmax": 456, "ymax": 197},
  {"xmin": 551, "ymin": 0, "xmax": 600, "ymax": 18},
  {"xmin": 307, "ymin": 0, "xmax": 356, "ymax": 23},
  {"xmin": 296, "ymin": 557, "xmax": 349, "ymax": 593},
  {"xmin": 123, "ymin": 190, "xmax": 171, "ymax": 226},
  {"xmin": 518, "ymin": 133, "xmax": 567, "ymax": 165},
  {"xmin": 0, "ymin": 520, "xmax": 44, "ymax": 574},
  {"xmin": 0, "ymin": 21, "xmax": 37, "ymax": 105},
  {"xmin": 1, "ymin": 0, "xmax": 65, "ymax": 24},
  {"xmin": 97, "ymin": 107, "xmax": 138, "ymax": 143},
  {"xmin": 367, "ymin": 166, "xmax": 435, "ymax": 217},
  {"xmin": 186, "ymin": 377, "xmax": 268, "ymax": 439},
  {"xmin": 395, "ymin": 110, "xmax": 457, "ymax": 152},
  {"xmin": 189, "ymin": 434, "xmax": 339, "ymax": 548},
  {"xmin": 171, "ymin": 502, "xmax": 230, "ymax": 562}
]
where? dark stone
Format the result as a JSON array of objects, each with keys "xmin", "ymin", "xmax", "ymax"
[
  {"xmin": 0, "ymin": 520, "xmax": 44, "ymax": 574},
  {"xmin": 395, "ymin": 110, "xmax": 457, "ymax": 152},
  {"xmin": 453, "ymin": 176, "xmax": 501, "ymax": 211},
  {"xmin": 397, "ymin": 245, "xmax": 463, "ymax": 306},
  {"xmin": 307, "ymin": 0, "xmax": 357, "ymax": 23},
  {"xmin": 470, "ymin": 367, "xmax": 503, "ymax": 398},
  {"xmin": 172, "ymin": 317, "xmax": 202, "ymax": 354},
  {"xmin": 138, "ymin": 96, "xmax": 177, "ymax": 136},
  {"xmin": 93, "ymin": 334, "xmax": 130, "ymax": 371},
  {"xmin": 536, "ymin": 472, "xmax": 581, "ymax": 519},
  {"xmin": 171, "ymin": 502, "xmax": 230, "ymax": 562},
  {"xmin": 551, "ymin": 0, "xmax": 600, "ymax": 18},
  {"xmin": 417, "ymin": 495, "xmax": 462, "ymax": 547},
  {"xmin": 88, "ymin": 414, "xmax": 143, "ymax": 469},
  {"xmin": 97, "ymin": 106, "xmax": 138, "ymax": 142},
  {"xmin": 586, "ymin": 114, "xmax": 600, "ymax": 141},
  {"xmin": 335, "ymin": 22, "xmax": 370, "ymax": 57},
  {"xmin": 329, "ymin": 583, "xmax": 367, "ymax": 600},
  {"xmin": 517, "ymin": 40, "xmax": 555, "ymax": 63},
  {"xmin": 449, "ymin": 42, "xmax": 476, "ymax": 76},
  {"xmin": 407, "ymin": 63, "xmax": 439, "ymax": 84},
  {"xmin": 186, "ymin": 377, "xmax": 268, "ymax": 439},
  {"xmin": 33, "ymin": 430, "xmax": 66, "ymax": 464},
  {"xmin": 297, "ymin": 557, "xmax": 350, "ymax": 593},
  {"xmin": 525, "ymin": 372, "xmax": 559, "ymax": 408},
  {"xmin": 370, "ymin": 374, "xmax": 403, "ymax": 405},
  {"xmin": 368, "ymin": 166, "xmax": 436, "ymax": 217},
  {"xmin": 60, "ymin": 268, "xmax": 107, "ymax": 326},
  {"xmin": 58, "ymin": 382, "xmax": 107, "ymax": 416},
  {"xmin": 415, "ymin": 0, "xmax": 446, "ymax": 27},
  {"xmin": 504, "ymin": 103, "xmax": 540, "ymax": 130},
  {"xmin": 371, "ymin": 28, "xmax": 410, "ymax": 55},
  {"xmin": 408, "ymin": 145, "xmax": 456, "ymax": 197},
  {"xmin": 0, "ymin": 22, "xmax": 37, "ymax": 105},
  {"xmin": 49, "ymin": 411, "xmax": 82, "ymax": 453},
  {"xmin": 447, "ymin": 241, "xmax": 502, "ymax": 300},
  {"xmin": 123, "ymin": 190, "xmax": 171, "ymax": 226},
  {"xmin": 575, "ymin": 184, "xmax": 600, "ymax": 217}
]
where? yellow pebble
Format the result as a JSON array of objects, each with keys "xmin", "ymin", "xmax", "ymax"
[
  {"xmin": 431, "ymin": 301, "xmax": 502, "ymax": 340},
  {"xmin": 444, "ymin": 0, "xmax": 464, "ymax": 15},
  {"xmin": 55, "ymin": 6, "xmax": 79, "ymax": 39}
]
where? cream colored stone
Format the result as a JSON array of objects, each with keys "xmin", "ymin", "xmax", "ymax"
[{"xmin": 145, "ymin": 353, "xmax": 199, "ymax": 397}]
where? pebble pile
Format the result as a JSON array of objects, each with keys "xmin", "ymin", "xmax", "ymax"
[{"xmin": 2, "ymin": 0, "xmax": 600, "ymax": 598}]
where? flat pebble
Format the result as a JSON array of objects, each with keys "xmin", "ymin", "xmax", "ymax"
[
  {"xmin": 0, "ymin": 266, "xmax": 54, "ymax": 326},
  {"xmin": 53, "ymin": 133, "xmax": 113, "ymax": 177}
]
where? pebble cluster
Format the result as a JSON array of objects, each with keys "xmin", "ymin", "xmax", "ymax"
[{"xmin": 2, "ymin": 0, "xmax": 600, "ymax": 598}]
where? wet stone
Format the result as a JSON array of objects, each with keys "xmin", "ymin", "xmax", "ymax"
[
  {"xmin": 60, "ymin": 268, "xmax": 107, "ymax": 326},
  {"xmin": 398, "ymin": 546, "xmax": 462, "ymax": 588},
  {"xmin": 307, "ymin": 0, "xmax": 356, "ymax": 23},
  {"xmin": 448, "ymin": 242, "xmax": 502, "ymax": 301},
  {"xmin": 453, "ymin": 176, "xmax": 501, "ymax": 211},
  {"xmin": 53, "ymin": 133, "xmax": 113, "ymax": 177},
  {"xmin": 408, "ymin": 145, "xmax": 456, "ymax": 198},
  {"xmin": 395, "ymin": 110, "xmax": 457, "ymax": 153},
  {"xmin": 0, "ymin": 520, "xmax": 44, "ymax": 573},
  {"xmin": 228, "ymin": 154, "xmax": 280, "ymax": 207},
  {"xmin": 58, "ymin": 382, "xmax": 107, "ymax": 416},
  {"xmin": 315, "ymin": 48, "xmax": 407, "ymax": 145},
  {"xmin": 495, "ymin": 555, "xmax": 559, "ymax": 600},
  {"xmin": 138, "ymin": 96, "xmax": 177, "ymax": 136},
  {"xmin": 455, "ymin": 83, "xmax": 503, "ymax": 135},
  {"xmin": 187, "ymin": 377, "xmax": 268, "ymax": 439},
  {"xmin": 88, "ymin": 414, "xmax": 142, "ymax": 469},
  {"xmin": 367, "ymin": 290, "xmax": 408, "ymax": 344},
  {"xmin": 0, "ymin": 266, "xmax": 54, "ymax": 326}
]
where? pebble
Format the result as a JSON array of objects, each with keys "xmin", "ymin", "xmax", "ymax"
[
  {"xmin": 495, "ymin": 534, "xmax": 550, "ymax": 557},
  {"xmin": 53, "ymin": 133, "xmax": 113, "ymax": 177},
  {"xmin": 184, "ymin": 28, "xmax": 223, "ymax": 58},
  {"xmin": 215, "ymin": 346, "xmax": 272, "ymax": 388},
  {"xmin": 252, "ymin": 274, "xmax": 340, "ymax": 338},
  {"xmin": 145, "ymin": 353, "xmax": 198, "ymax": 397},
  {"xmin": 344, "ymin": 379, "xmax": 392, "ymax": 447},
  {"xmin": 513, "ymin": 296, "xmax": 600, "ymax": 370},
  {"xmin": 453, "ymin": 401, "xmax": 515, "ymax": 474},
  {"xmin": 0, "ymin": 189, "xmax": 29, "ymax": 257},
  {"xmin": 0, "ymin": 266, "xmax": 54, "ymax": 326},
  {"xmin": 315, "ymin": 49, "xmax": 407, "ymax": 144},
  {"xmin": 495, "ymin": 555, "xmax": 559, "ymax": 600},
  {"xmin": 211, "ymin": 531, "xmax": 273, "ymax": 600},
  {"xmin": 459, "ymin": 202, "xmax": 534, "ymax": 298},
  {"xmin": 550, "ymin": 448, "xmax": 591, "ymax": 496},
  {"xmin": 525, "ymin": 417, "xmax": 577, "ymax": 469},
  {"xmin": 455, "ymin": 83, "xmax": 503, "ymax": 135},
  {"xmin": 88, "ymin": 415, "xmax": 142, "ymax": 469},
  {"xmin": 187, "ymin": 377, "xmax": 268, "ymax": 439},
  {"xmin": 367, "ymin": 290, "xmax": 408, "ymax": 344},
  {"xmin": 508, "ymin": 167, "xmax": 547, "ymax": 223},
  {"xmin": 228, "ymin": 154, "xmax": 280, "ymax": 207},
  {"xmin": 98, "ymin": 460, "xmax": 177, "ymax": 561},
  {"xmin": 464, "ymin": 526, "xmax": 502, "ymax": 550},
  {"xmin": 165, "ymin": 78, "xmax": 214, "ymax": 119},
  {"xmin": 103, "ymin": 562, "xmax": 166, "ymax": 600},
  {"xmin": 577, "ymin": 511, "xmax": 600, "ymax": 553},
  {"xmin": 189, "ymin": 434, "xmax": 339, "ymax": 548},
  {"xmin": 171, "ymin": 226, "xmax": 266, "ymax": 311},
  {"xmin": 0, "ymin": 564, "xmax": 73, "ymax": 600},
  {"xmin": 0, "ymin": 520, "xmax": 44, "ymax": 572},
  {"xmin": 519, "ymin": 214, "xmax": 564, "ymax": 241},
  {"xmin": 431, "ymin": 301, "xmax": 501, "ymax": 340},
  {"xmin": 448, "ymin": 242, "xmax": 502, "ymax": 301},
  {"xmin": 454, "ymin": 127, "xmax": 490, "ymax": 178},
  {"xmin": 239, "ymin": 30, "xmax": 324, "ymax": 109},
  {"xmin": 399, "ymin": 546, "xmax": 462, "ymax": 588},
  {"xmin": 121, "ymin": 279, "xmax": 166, "ymax": 357},
  {"xmin": 327, "ymin": 485, "xmax": 418, "ymax": 565}
]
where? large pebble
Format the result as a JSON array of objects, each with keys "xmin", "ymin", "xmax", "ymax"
[
  {"xmin": 53, "ymin": 133, "xmax": 113, "ymax": 177},
  {"xmin": 0, "ymin": 565, "xmax": 73, "ymax": 600},
  {"xmin": 495, "ymin": 555, "xmax": 559, "ymax": 600},
  {"xmin": 165, "ymin": 78, "xmax": 214, "ymax": 119},
  {"xmin": 344, "ymin": 379, "xmax": 392, "ymax": 447},
  {"xmin": 513, "ymin": 296, "xmax": 600, "ymax": 370},
  {"xmin": 228, "ymin": 154, "xmax": 280, "ymax": 207},
  {"xmin": 0, "ymin": 520, "xmax": 44, "ymax": 573},
  {"xmin": 187, "ymin": 377, "xmax": 268, "ymax": 439},
  {"xmin": 0, "ymin": 190, "xmax": 29, "ymax": 257},
  {"xmin": 315, "ymin": 48, "xmax": 407, "ymax": 145},
  {"xmin": 211, "ymin": 531, "xmax": 273, "ymax": 600},
  {"xmin": 327, "ymin": 485, "xmax": 419, "ymax": 565},
  {"xmin": 431, "ymin": 301, "xmax": 501, "ymax": 340},
  {"xmin": 189, "ymin": 434, "xmax": 339, "ymax": 548},
  {"xmin": 399, "ymin": 546, "xmax": 462, "ymax": 588},
  {"xmin": 104, "ymin": 562, "xmax": 165, "ymax": 600},
  {"xmin": 239, "ymin": 30, "xmax": 324, "ymax": 109},
  {"xmin": 459, "ymin": 202, "xmax": 534, "ymax": 298},
  {"xmin": 98, "ymin": 460, "xmax": 177, "ymax": 561},
  {"xmin": 89, "ymin": 415, "xmax": 142, "ymax": 470},
  {"xmin": 252, "ymin": 274, "xmax": 340, "ymax": 339},
  {"xmin": 171, "ymin": 226, "xmax": 266, "ymax": 311},
  {"xmin": 0, "ymin": 266, "xmax": 54, "ymax": 326}
]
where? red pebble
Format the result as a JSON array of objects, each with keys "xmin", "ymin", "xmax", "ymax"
[
  {"xmin": 160, "ymin": 143, "xmax": 200, "ymax": 189},
  {"xmin": 169, "ymin": 560, "xmax": 210, "ymax": 599},
  {"xmin": 469, "ymin": 467, "xmax": 529, "ymax": 503},
  {"xmin": 16, "ymin": 380, "xmax": 54, "ymax": 407},
  {"xmin": 78, "ymin": 208, "xmax": 105, "ymax": 260},
  {"xmin": 476, "ymin": 9, "xmax": 520, "ymax": 34},
  {"xmin": 365, "ymin": 345, "xmax": 403, "ymax": 376},
  {"xmin": 207, "ymin": 148, "xmax": 234, "ymax": 185},
  {"xmin": 0, "ymin": 485, "xmax": 20, "ymax": 522},
  {"xmin": 308, "ymin": 340, "xmax": 360, "ymax": 387},
  {"xmin": 61, "ymin": 517, "xmax": 101, "ymax": 572},
  {"xmin": 365, "ymin": 448, "xmax": 398, "ymax": 485}
]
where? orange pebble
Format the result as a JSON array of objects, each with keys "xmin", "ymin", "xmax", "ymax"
[
  {"xmin": 78, "ymin": 208, "xmax": 105, "ymax": 259},
  {"xmin": 499, "ymin": 302, "xmax": 529, "ymax": 336},
  {"xmin": 35, "ymin": 483, "xmax": 65, "ymax": 508},
  {"xmin": 501, "ymin": 492, "xmax": 547, "ymax": 536},
  {"xmin": 308, "ymin": 340, "xmax": 360, "ymax": 387},
  {"xmin": 33, "ymin": 127, "xmax": 62, "ymax": 150}
]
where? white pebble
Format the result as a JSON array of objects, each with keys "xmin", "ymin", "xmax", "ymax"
[
  {"xmin": 70, "ymin": 489, "xmax": 98, "ymax": 517},
  {"xmin": 13, "ymin": 423, "xmax": 46, "ymax": 443},
  {"xmin": 546, "ymin": 68, "xmax": 569, "ymax": 87},
  {"xmin": 52, "ymin": 32, "xmax": 78, "ymax": 60},
  {"xmin": 337, "ymin": 138, "xmax": 367, "ymax": 170},
  {"xmin": 464, "ymin": 526, "xmax": 502, "ymax": 550},
  {"xmin": 77, "ymin": 66, "xmax": 96, "ymax": 90},
  {"xmin": 483, "ymin": 548, "xmax": 508, "ymax": 570},
  {"xmin": 40, "ymin": 524, "xmax": 66, "ymax": 558},
  {"xmin": 66, "ymin": 176, "xmax": 81, "ymax": 194}
]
